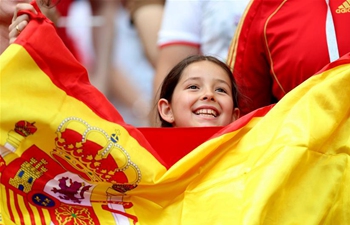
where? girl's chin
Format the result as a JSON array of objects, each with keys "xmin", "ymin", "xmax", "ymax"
[{"xmin": 193, "ymin": 121, "xmax": 221, "ymax": 127}]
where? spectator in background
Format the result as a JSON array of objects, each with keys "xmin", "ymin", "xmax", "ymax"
[
  {"xmin": 41, "ymin": 0, "xmax": 82, "ymax": 62},
  {"xmin": 151, "ymin": 0, "xmax": 249, "ymax": 125},
  {"xmin": 226, "ymin": 0, "xmax": 350, "ymax": 116},
  {"xmin": 9, "ymin": 0, "xmax": 153, "ymax": 127},
  {"xmin": 1, "ymin": 0, "xmax": 79, "ymax": 58},
  {"xmin": 87, "ymin": 0, "xmax": 119, "ymax": 95},
  {"xmin": 0, "ymin": 0, "xmax": 30, "ymax": 54},
  {"xmin": 77, "ymin": 0, "xmax": 154, "ymax": 126},
  {"xmin": 126, "ymin": 0, "xmax": 165, "ymax": 68},
  {"xmin": 6, "ymin": 0, "xmax": 115, "ymax": 95}
]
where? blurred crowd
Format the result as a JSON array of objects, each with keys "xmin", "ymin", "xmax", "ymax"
[{"xmin": 60, "ymin": 0, "xmax": 160, "ymax": 127}]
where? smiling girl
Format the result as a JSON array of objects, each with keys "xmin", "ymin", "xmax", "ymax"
[{"xmin": 157, "ymin": 55, "xmax": 240, "ymax": 127}]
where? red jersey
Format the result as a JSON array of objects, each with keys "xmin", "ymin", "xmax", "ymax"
[{"xmin": 227, "ymin": 0, "xmax": 350, "ymax": 115}]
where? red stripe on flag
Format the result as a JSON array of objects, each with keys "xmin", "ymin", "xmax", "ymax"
[
  {"xmin": 213, "ymin": 104, "xmax": 274, "ymax": 137},
  {"xmin": 37, "ymin": 207, "xmax": 46, "ymax": 225},
  {"xmin": 102, "ymin": 204, "xmax": 138, "ymax": 225},
  {"xmin": 139, "ymin": 126, "xmax": 222, "ymax": 168},
  {"xmin": 5, "ymin": 186, "xmax": 37, "ymax": 225},
  {"xmin": 23, "ymin": 197, "xmax": 36, "ymax": 225},
  {"xmin": 6, "ymin": 188, "xmax": 15, "ymax": 222},
  {"xmin": 13, "ymin": 193, "xmax": 25, "ymax": 225}
]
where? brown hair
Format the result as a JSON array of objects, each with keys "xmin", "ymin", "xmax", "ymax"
[{"xmin": 157, "ymin": 55, "xmax": 240, "ymax": 127}]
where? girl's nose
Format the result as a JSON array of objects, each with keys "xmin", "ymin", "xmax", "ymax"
[{"xmin": 201, "ymin": 89, "xmax": 215, "ymax": 101}]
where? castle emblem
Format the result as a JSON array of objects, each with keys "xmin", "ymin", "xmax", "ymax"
[{"xmin": 9, "ymin": 158, "xmax": 48, "ymax": 193}]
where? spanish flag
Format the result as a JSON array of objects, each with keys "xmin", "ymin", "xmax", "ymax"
[{"xmin": 1, "ymin": 2, "xmax": 349, "ymax": 225}]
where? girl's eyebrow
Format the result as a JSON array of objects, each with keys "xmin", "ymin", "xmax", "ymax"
[
  {"xmin": 182, "ymin": 77, "xmax": 201, "ymax": 82},
  {"xmin": 215, "ymin": 78, "xmax": 231, "ymax": 85},
  {"xmin": 180, "ymin": 76, "xmax": 201, "ymax": 85},
  {"xmin": 182, "ymin": 76, "xmax": 231, "ymax": 87}
]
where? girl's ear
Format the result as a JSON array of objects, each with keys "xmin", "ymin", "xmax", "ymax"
[
  {"xmin": 232, "ymin": 108, "xmax": 240, "ymax": 122},
  {"xmin": 157, "ymin": 98, "xmax": 175, "ymax": 124}
]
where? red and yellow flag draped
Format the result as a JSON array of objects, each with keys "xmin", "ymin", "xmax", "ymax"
[{"xmin": 1, "ymin": 2, "xmax": 350, "ymax": 225}]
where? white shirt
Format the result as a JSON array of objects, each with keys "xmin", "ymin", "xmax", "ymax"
[{"xmin": 158, "ymin": 0, "xmax": 249, "ymax": 61}]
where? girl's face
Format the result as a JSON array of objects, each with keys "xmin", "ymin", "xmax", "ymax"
[{"xmin": 158, "ymin": 61, "xmax": 240, "ymax": 127}]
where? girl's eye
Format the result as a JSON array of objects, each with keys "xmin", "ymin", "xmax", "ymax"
[
  {"xmin": 187, "ymin": 85, "xmax": 199, "ymax": 89},
  {"xmin": 216, "ymin": 87, "xmax": 227, "ymax": 93}
]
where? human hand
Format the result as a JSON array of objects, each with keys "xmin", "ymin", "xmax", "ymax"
[{"xmin": 8, "ymin": 3, "xmax": 38, "ymax": 44}]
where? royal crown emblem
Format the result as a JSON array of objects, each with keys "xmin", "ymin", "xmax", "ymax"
[
  {"xmin": 3, "ymin": 120, "xmax": 37, "ymax": 154},
  {"xmin": 51, "ymin": 117, "xmax": 141, "ymax": 193},
  {"xmin": 15, "ymin": 120, "xmax": 37, "ymax": 137}
]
